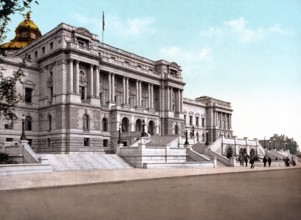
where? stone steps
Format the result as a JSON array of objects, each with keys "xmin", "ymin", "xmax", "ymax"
[{"xmin": 39, "ymin": 152, "xmax": 132, "ymax": 171}]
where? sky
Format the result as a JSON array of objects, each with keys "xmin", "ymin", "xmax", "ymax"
[{"xmin": 4, "ymin": 0, "xmax": 301, "ymax": 147}]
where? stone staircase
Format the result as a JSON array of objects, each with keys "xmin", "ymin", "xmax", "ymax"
[
  {"xmin": 146, "ymin": 135, "xmax": 179, "ymax": 147},
  {"xmin": 39, "ymin": 152, "xmax": 133, "ymax": 171}
]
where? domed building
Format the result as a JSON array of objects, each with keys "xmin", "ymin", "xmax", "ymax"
[
  {"xmin": 0, "ymin": 13, "xmax": 233, "ymax": 155},
  {"xmin": 0, "ymin": 11, "xmax": 41, "ymax": 50}
]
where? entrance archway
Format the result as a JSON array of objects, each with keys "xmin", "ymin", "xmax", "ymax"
[
  {"xmin": 121, "ymin": 117, "xmax": 130, "ymax": 132},
  {"xmin": 136, "ymin": 119, "xmax": 142, "ymax": 132},
  {"xmin": 226, "ymin": 147, "xmax": 233, "ymax": 159},
  {"xmin": 148, "ymin": 120, "xmax": 155, "ymax": 135}
]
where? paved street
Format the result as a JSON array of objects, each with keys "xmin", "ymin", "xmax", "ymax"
[{"xmin": 0, "ymin": 169, "xmax": 300, "ymax": 220}]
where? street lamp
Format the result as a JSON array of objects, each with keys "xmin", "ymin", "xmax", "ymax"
[
  {"xmin": 205, "ymin": 130, "xmax": 209, "ymax": 145},
  {"xmin": 118, "ymin": 124, "xmax": 122, "ymax": 144},
  {"xmin": 184, "ymin": 127, "xmax": 189, "ymax": 145},
  {"xmin": 20, "ymin": 114, "xmax": 27, "ymax": 140}
]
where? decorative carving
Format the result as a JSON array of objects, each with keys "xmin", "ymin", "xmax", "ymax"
[
  {"xmin": 80, "ymin": 70, "xmax": 87, "ymax": 84},
  {"xmin": 76, "ymin": 27, "xmax": 92, "ymax": 38}
]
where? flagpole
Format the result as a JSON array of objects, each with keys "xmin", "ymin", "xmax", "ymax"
[{"xmin": 102, "ymin": 11, "xmax": 105, "ymax": 45}]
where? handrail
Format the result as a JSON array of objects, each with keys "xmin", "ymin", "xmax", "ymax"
[
  {"xmin": 188, "ymin": 148, "xmax": 211, "ymax": 161},
  {"xmin": 23, "ymin": 144, "xmax": 40, "ymax": 163}
]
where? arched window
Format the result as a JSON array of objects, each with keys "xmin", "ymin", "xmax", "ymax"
[
  {"xmin": 25, "ymin": 116, "xmax": 32, "ymax": 131},
  {"xmin": 136, "ymin": 119, "xmax": 142, "ymax": 132},
  {"xmin": 175, "ymin": 124, "xmax": 179, "ymax": 135},
  {"xmin": 121, "ymin": 117, "xmax": 129, "ymax": 132},
  {"xmin": 148, "ymin": 120, "xmax": 155, "ymax": 135},
  {"xmin": 83, "ymin": 114, "xmax": 89, "ymax": 130},
  {"xmin": 48, "ymin": 114, "xmax": 52, "ymax": 131},
  {"xmin": 102, "ymin": 118, "xmax": 108, "ymax": 132}
]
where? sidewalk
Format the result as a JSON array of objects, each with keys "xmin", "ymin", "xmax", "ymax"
[{"xmin": 1, "ymin": 165, "xmax": 300, "ymax": 192}]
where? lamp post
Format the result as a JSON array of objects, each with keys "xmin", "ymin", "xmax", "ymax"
[
  {"xmin": 20, "ymin": 114, "xmax": 27, "ymax": 140},
  {"xmin": 205, "ymin": 130, "xmax": 209, "ymax": 145},
  {"xmin": 118, "ymin": 124, "xmax": 122, "ymax": 144},
  {"xmin": 184, "ymin": 127, "xmax": 189, "ymax": 145}
]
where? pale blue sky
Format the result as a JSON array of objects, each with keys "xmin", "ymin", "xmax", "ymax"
[{"xmin": 4, "ymin": 0, "xmax": 301, "ymax": 146}]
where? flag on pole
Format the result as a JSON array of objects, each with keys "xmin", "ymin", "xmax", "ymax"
[{"xmin": 102, "ymin": 11, "xmax": 105, "ymax": 32}]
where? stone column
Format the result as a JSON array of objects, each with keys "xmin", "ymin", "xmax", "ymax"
[
  {"xmin": 112, "ymin": 73, "xmax": 115, "ymax": 102},
  {"xmin": 139, "ymin": 81, "xmax": 142, "ymax": 107},
  {"xmin": 180, "ymin": 90, "xmax": 183, "ymax": 112},
  {"xmin": 69, "ymin": 60, "xmax": 73, "ymax": 93},
  {"xmin": 148, "ymin": 83, "xmax": 151, "ymax": 109},
  {"xmin": 95, "ymin": 66, "xmax": 99, "ymax": 98},
  {"xmin": 126, "ymin": 77, "xmax": 129, "ymax": 105},
  {"xmin": 177, "ymin": 89, "xmax": 181, "ymax": 113},
  {"xmin": 136, "ymin": 80, "xmax": 139, "ymax": 107},
  {"xmin": 89, "ymin": 65, "xmax": 94, "ymax": 97},
  {"xmin": 150, "ymin": 84, "xmax": 154, "ymax": 109},
  {"xmin": 75, "ymin": 60, "xmax": 79, "ymax": 94},
  {"xmin": 229, "ymin": 114, "xmax": 232, "ymax": 129},
  {"xmin": 123, "ymin": 77, "xmax": 126, "ymax": 104},
  {"xmin": 108, "ymin": 72, "xmax": 112, "ymax": 102},
  {"xmin": 166, "ymin": 86, "xmax": 170, "ymax": 111}
]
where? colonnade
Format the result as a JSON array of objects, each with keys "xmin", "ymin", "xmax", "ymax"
[
  {"xmin": 214, "ymin": 111, "xmax": 232, "ymax": 130},
  {"xmin": 68, "ymin": 59, "xmax": 183, "ymax": 112}
]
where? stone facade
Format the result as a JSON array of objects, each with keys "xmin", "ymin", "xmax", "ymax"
[{"xmin": 0, "ymin": 22, "xmax": 233, "ymax": 153}]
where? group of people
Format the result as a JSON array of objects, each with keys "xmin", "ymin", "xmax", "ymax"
[
  {"xmin": 239, "ymin": 155, "xmax": 297, "ymax": 169},
  {"xmin": 262, "ymin": 156, "xmax": 272, "ymax": 167}
]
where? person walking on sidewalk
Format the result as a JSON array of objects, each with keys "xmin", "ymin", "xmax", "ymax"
[
  {"xmin": 250, "ymin": 157, "xmax": 255, "ymax": 169},
  {"xmin": 268, "ymin": 156, "xmax": 272, "ymax": 167},
  {"xmin": 244, "ymin": 156, "xmax": 248, "ymax": 167},
  {"xmin": 263, "ymin": 156, "xmax": 267, "ymax": 167}
]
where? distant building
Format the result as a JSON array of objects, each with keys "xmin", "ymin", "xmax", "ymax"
[
  {"xmin": 0, "ymin": 14, "xmax": 233, "ymax": 153},
  {"xmin": 259, "ymin": 134, "xmax": 298, "ymax": 154}
]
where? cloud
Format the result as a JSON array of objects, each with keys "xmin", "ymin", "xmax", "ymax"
[
  {"xmin": 201, "ymin": 18, "xmax": 292, "ymax": 43},
  {"xmin": 74, "ymin": 13, "xmax": 156, "ymax": 37}
]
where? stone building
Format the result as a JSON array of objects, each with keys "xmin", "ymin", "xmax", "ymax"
[{"xmin": 0, "ymin": 14, "xmax": 233, "ymax": 153}]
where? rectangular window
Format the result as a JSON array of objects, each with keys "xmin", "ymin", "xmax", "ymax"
[
  {"xmin": 27, "ymin": 54, "xmax": 31, "ymax": 60},
  {"xmin": 84, "ymin": 138, "xmax": 90, "ymax": 146},
  {"xmin": 184, "ymin": 115, "xmax": 186, "ymax": 125},
  {"xmin": 6, "ymin": 138, "xmax": 13, "ymax": 142},
  {"xmin": 47, "ymin": 138, "xmax": 50, "ymax": 147},
  {"xmin": 50, "ymin": 42, "xmax": 53, "ymax": 50},
  {"xmin": 196, "ymin": 117, "xmax": 199, "ymax": 127},
  {"xmin": 34, "ymin": 50, "xmax": 38, "ymax": 58},
  {"xmin": 103, "ymin": 139, "xmax": 108, "ymax": 147},
  {"xmin": 4, "ymin": 119, "xmax": 13, "ymax": 129},
  {"xmin": 189, "ymin": 116, "xmax": 193, "ymax": 125},
  {"xmin": 42, "ymin": 46, "xmax": 45, "ymax": 54},
  {"xmin": 202, "ymin": 118, "xmax": 205, "ymax": 127},
  {"xmin": 25, "ymin": 88, "xmax": 32, "ymax": 103}
]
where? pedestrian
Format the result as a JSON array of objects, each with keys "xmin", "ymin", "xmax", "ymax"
[
  {"xmin": 285, "ymin": 157, "xmax": 290, "ymax": 167},
  {"xmin": 245, "ymin": 156, "xmax": 248, "ymax": 167},
  {"xmin": 263, "ymin": 156, "xmax": 267, "ymax": 167},
  {"xmin": 250, "ymin": 157, "xmax": 255, "ymax": 169},
  {"xmin": 268, "ymin": 157, "xmax": 272, "ymax": 167},
  {"xmin": 291, "ymin": 157, "xmax": 296, "ymax": 166}
]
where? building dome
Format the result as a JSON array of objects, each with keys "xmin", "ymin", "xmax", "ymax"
[{"xmin": 0, "ymin": 11, "xmax": 42, "ymax": 50}]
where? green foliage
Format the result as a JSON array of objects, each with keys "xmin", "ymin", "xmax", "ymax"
[
  {"xmin": 0, "ymin": 58, "xmax": 25, "ymax": 120},
  {"xmin": 0, "ymin": 0, "xmax": 39, "ymax": 43}
]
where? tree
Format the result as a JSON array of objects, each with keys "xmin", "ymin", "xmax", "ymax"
[
  {"xmin": 0, "ymin": 57, "xmax": 25, "ymax": 120},
  {"xmin": 0, "ymin": 0, "xmax": 39, "ymax": 43}
]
